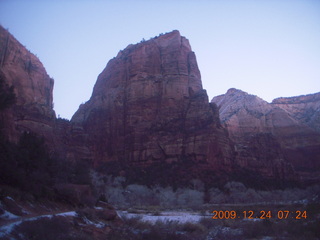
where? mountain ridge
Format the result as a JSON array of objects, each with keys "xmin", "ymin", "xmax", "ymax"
[
  {"xmin": 212, "ymin": 88, "xmax": 320, "ymax": 183},
  {"xmin": 1, "ymin": 26, "xmax": 319, "ymax": 187}
]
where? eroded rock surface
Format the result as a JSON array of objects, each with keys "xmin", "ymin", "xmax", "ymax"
[
  {"xmin": 71, "ymin": 30, "xmax": 234, "ymax": 171},
  {"xmin": 0, "ymin": 25, "xmax": 55, "ymax": 144},
  {"xmin": 272, "ymin": 92, "xmax": 320, "ymax": 132},
  {"xmin": 212, "ymin": 88, "xmax": 320, "ymax": 182}
]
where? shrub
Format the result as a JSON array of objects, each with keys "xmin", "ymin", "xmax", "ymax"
[
  {"xmin": 0, "ymin": 75, "xmax": 16, "ymax": 111},
  {"xmin": 154, "ymin": 186, "xmax": 176, "ymax": 207},
  {"xmin": 125, "ymin": 184, "xmax": 155, "ymax": 207},
  {"xmin": 176, "ymin": 188, "xmax": 204, "ymax": 208},
  {"xmin": 106, "ymin": 187, "xmax": 127, "ymax": 207}
]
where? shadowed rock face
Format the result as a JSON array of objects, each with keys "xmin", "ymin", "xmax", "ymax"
[
  {"xmin": 0, "ymin": 25, "xmax": 56, "ymax": 144},
  {"xmin": 212, "ymin": 88, "xmax": 320, "ymax": 182},
  {"xmin": 71, "ymin": 30, "xmax": 234, "ymax": 170}
]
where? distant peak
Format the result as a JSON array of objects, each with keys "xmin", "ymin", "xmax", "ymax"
[
  {"xmin": 272, "ymin": 91, "xmax": 320, "ymax": 104},
  {"xmin": 154, "ymin": 30, "xmax": 190, "ymax": 47},
  {"xmin": 116, "ymin": 30, "xmax": 190, "ymax": 58},
  {"xmin": 158, "ymin": 30, "xmax": 181, "ymax": 38},
  {"xmin": 226, "ymin": 88, "xmax": 247, "ymax": 95}
]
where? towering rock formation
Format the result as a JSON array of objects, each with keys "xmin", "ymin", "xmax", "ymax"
[
  {"xmin": 71, "ymin": 30, "xmax": 234, "ymax": 171},
  {"xmin": 0, "ymin": 25, "xmax": 56, "ymax": 144},
  {"xmin": 2, "ymin": 24, "xmax": 316, "ymax": 187},
  {"xmin": 212, "ymin": 88, "xmax": 320, "ymax": 182}
]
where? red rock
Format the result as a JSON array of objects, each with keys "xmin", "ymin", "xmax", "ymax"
[
  {"xmin": 3, "ymin": 24, "xmax": 318, "ymax": 187},
  {"xmin": 212, "ymin": 88, "xmax": 320, "ymax": 181},
  {"xmin": 71, "ymin": 30, "xmax": 234, "ymax": 171},
  {"xmin": 272, "ymin": 92, "xmax": 320, "ymax": 132},
  {"xmin": 0, "ymin": 25, "xmax": 56, "ymax": 145}
]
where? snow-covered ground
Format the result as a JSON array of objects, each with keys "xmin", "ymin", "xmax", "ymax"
[
  {"xmin": 0, "ymin": 210, "xmax": 19, "ymax": 220},
  {"xmin": 117, "ymin": 210, "xmax": 207, "ymax": 224},
  {"xmin": 0, "ymin": 211, "xmax": 77, "ymax": 237}
]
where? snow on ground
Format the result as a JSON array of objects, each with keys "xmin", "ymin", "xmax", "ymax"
[
  {"xmin": 117, "ymin": 210, "xmax": 264, "ymax": 224},
  {"xmin": 117, "ymin": 211, "xmax": 206, "ymax": 224},
  {"xmin": 0, "ymin": 220, "xmax": 23, "ymax": 237},
  {"xmin": 5, "ymin": 197, "xmax": 14, "ymax": 201},
  {"xmin": 0, "ymin": 210, "xmax": 19, "ymax": 220},
  {"xmin": 0, "ymin": 211, "xmax": 76, "ymax": 237},
  {"xmin": 55, "ymin": 211, "xmax": 77, "ymax": 217}
]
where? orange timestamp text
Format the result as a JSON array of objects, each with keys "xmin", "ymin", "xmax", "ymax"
[{"xmin": 212, "ymin": 210, "xmax": 307, "ymax": 220}]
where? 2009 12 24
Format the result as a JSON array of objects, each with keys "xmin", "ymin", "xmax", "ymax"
[{"xmin": 212, "ymin": 210, "xmax": 307, "ymax": 219}]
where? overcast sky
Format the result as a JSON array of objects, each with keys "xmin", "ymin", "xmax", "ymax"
[{"xmin": 1, "ymin": 0, "xmax": 320, "ymax": 119}]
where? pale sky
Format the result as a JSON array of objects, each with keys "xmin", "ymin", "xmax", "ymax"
[{"xmin": 1, "ymin": 0, "xmax": 320, "ymax": 119}]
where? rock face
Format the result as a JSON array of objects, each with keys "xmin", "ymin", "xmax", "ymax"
[
  {"xmin": 272, "ymin": 92, "xmax": 320, "ymax": 133},
  {"xmin": 72, "ymin": 30, "xmax": 234, "ymax": 170},
  {"xmin": 2, "ymin": 25, "xmax": 318, "ymax": 187},
  {"xmin": 0, "ymin": 25, "xmax": 56, "ymax": 144},
  {"xmin": 212, "ymin": 88, "xmax": 320, "ymax": 182}
]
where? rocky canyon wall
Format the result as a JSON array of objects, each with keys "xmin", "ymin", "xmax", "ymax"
[
  {"xmin": 2, "ymin": 24, "xmax": 318, "ymax": 187},
  {"xmin": 212, "ymin": 89, "xmax": 320, "ymax": 183},
  {"xmin": 0, "ymin": 25, "xmax": 56, "ymax": 146},
  {"xmin": 71, "ymin": 30, "xmax": 235, "ymax": 172}
]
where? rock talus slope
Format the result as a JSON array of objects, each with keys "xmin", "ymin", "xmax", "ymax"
[{"xmin": 71, "ymin": 30, "xmax": 234, "ymax": 170}]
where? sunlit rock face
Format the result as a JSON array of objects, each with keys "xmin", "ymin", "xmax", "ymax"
[
  {"xmin": 272, "ymin": 92, "xmax": 320, "ymax": 133},
  {"xmin": 212, "ymin": 88, "xmax": 320, "ymax": 182},
  {"xmin": 72, "ymin": 30, "xmax": 234, "ymax": 170},
  {"xmin": 0, "ymin": 25, "xmax": 56, "ymax": 144}
]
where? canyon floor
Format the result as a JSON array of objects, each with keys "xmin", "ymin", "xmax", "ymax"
[{"xmin": 1, "ymin": 194, "xmax": 319, "ymax": 240}]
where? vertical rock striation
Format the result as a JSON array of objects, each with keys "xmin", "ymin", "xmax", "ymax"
[
  {"xmin": 0, "ymin": 25, "xmax": 56, "ymax": 145},
  {"xmin": 2, "ymin": 24, "xmax": 315, "ymax": 186},
  {"xmin": 272, "ymin": 92, "xmax": 320, "ymax": 133},
  {"xmin": 71, "ymin": 30, "xmax": 234, "ymax": 170},
  {"xmin": 212, "ymin": 88, "xmax": 320, "ymax": 182}
]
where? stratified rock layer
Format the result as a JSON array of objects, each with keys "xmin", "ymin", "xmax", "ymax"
[
  {"xmin": 272, "ymin": 92, "xmax": 320, "ymax": 133},
  {"xmin": 2, "ymin": 24, "xmax": 317, "ymax": 187},
  {"xmin": 72, "ymin": 30, "xmax": 234, "ymax": 170},
  {"xmin": 212, "ymin": 88, "xmax": 320, "ymax": 182}
]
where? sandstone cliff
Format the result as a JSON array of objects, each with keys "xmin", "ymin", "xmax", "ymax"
[
  {"xmin": 71, "ymin": 30, "xmax": 235, "ymax": 172},
  {"xmin": 0, "ymin": 25, "xmax": 56, "ymax": 144},
  {"xmin": 2, "ymin": 25, "xmax": 317, "ymax": 188},
  {"xmin": 272, "ymin": 92, "xmax": 320, "ymax": 132},
  {"xmin": 212, "ymin": 88, "xmax": 320, "ymax": 182}
]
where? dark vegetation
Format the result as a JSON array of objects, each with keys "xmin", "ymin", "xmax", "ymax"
[
  {"xmin": 1, "ymin": 74, "xmax": 319, "ymax": 239},
  {"xmin": 97, "ymin": 159, "xmax": 226, "ymax": 190},
  {"xmin": 0, "ymin": 76, "xmax": 15, "ymax": 111},
  {"xmin": 96, "ymin": 157, "xmax": 300, "ymax": 194},
  {"xmin": 0, "ymin": 132, "xmax": 91, "ymax": 202},
  {"xmin": 0, "ymin": 80, "xmax": 91, "ymax": 203}
]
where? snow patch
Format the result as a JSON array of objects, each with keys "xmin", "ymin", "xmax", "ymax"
[
  {"xmin": 0, "ymin": 220, "xmax": 23, "ymax": 237},
  {"xmin": 81, "ymin": 217, "xmax": 105, "ymax": 228},
  {"xmin": 0, "ymin": 211, "xmax": 76, "ymax": 237},
  {"xmin": 117, "ymin": 211, "xmax": 205, "ymax": 224},
  {"xmin": 0, "ymin": 210, "xmax": 19, "ymax": 220},
  {"xmin": 56, "ymin": 211, "xmax": 77, "ymax": 217},
  {"xmin": 5, "ymin": 196, "xmax": 14, "ymax": 201}
]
